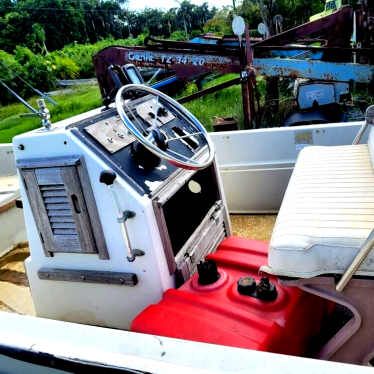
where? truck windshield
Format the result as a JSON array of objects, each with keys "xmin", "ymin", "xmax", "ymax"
[{"xmin": 327, "ymin": 1, "xmax": 337, "ymax": 10}]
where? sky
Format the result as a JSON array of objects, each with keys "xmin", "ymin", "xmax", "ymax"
[{"xmin": 127, "ymin": 0, "xmax": 232, "ymax": 11}]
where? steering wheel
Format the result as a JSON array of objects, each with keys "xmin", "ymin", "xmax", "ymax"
[{"xmin": 115, "ymin": 84, "xmax": 215, "ymax": 170}]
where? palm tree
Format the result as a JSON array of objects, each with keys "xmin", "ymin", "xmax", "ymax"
[
  {"xmin": 175, "ymin": 0, "xmax": 188, "ymax": 34},
  {"xmin": 124, "ymin": 10, "xmax": 137, "ymax": 37},
  {"xmin": 164, "ymin": 8, "xmax": 177, "ymax": 36}
]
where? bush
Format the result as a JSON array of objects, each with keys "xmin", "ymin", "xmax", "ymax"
[
  {"xmin": 0, "ymin": 35, "xmax": 150, "ymax": 106},
  {"xmin": 189, "ymin": 30, "xmax": 203, "ymax": 38},
  {"xmin": 24, "ymin": 54, "xmax": 57, "ymax": 95},
  {"xmin": 0, "ymin": 50, "xmax": 26, "ymax": 105},
  {"xmin": 51, "ymin": 56, "xmax": 80, "ymax": 80},
  {"xmin": 185, "ymin": 82, "xmax": 198, "ymax": 95},
  {"xmin": 14, "ymin": 46, "xmax": 35, "ymax": 65},
  {"xmin": 169, "ymin": 30, "xmax": 188, "ymax": 41}
]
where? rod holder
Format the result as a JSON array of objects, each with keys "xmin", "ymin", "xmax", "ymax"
[
  {"xmin": 20, "ymin": 98, "xmax": 52, "ymax": 130},
  {"xmin": 100, "ymin": 169, "xmax": 144, "ymax": 262},
  {"xmin": 37, "ymin": 99, "xmax": 52, "ymax": 130}
]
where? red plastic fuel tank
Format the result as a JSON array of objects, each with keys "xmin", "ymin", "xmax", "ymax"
[{"xmin": 132, "ymin": 236, "xmax": 333, "ymax": 356}]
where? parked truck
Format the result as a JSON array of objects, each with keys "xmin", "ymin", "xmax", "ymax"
[{"xmin": 310, "ymin": 0, "xmax": 349, "ymax": 21}]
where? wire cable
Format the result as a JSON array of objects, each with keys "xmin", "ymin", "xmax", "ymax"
[
  {"xmin": 0, "ymin": 59, "xmax": 57, "ymax": 105},
  {"xmin": 0, "ymin": 77, "xmax": 38, "ymax": 113}
]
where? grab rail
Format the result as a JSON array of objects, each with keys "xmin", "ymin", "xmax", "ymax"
[
  {"xmin": 352, "ymin": 105, "xmax": 374, "ymax": 145},
  {"xmin": 336, "ymin": 229, "xmax": 374, "ymax": 291},
  {"xmin": 99, "ymin": 169, "xmax": 144, "ymax": 262}
]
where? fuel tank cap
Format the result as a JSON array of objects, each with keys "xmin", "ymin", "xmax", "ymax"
[{"xmin": 197, "ymin": 259, "xmax": 220, "ymax": 285}]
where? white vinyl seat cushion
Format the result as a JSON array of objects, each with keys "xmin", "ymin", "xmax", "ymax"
[{"xmin": 261, "ymin": 138, "xmax": 374, "ymax": 278}]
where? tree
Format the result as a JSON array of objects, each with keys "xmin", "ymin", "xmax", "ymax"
[
  {"xmin": 0, "ymin": 11, "xmax": 33, "ymax": 53},
  {"xmin": 33, "ymin": 23, "xmax": 48, "ymax": 54},
  {"xmin": 16, "ymin": 0, "xmax": 86, "ymax": 51},
  {"xmin": 175, "ymin": 0, "xmax": 188, "ymax": 34},
  {"xmin": 257, "ymin": 0, "xmax": 277, "ymax": 37},
  {"xmin": 0, "ymin": 0, "xmax": 217, "ymax": 53},
  {"xmin": 123, "ymin": 9, "xmax": 137, "ymax": 37},
  {"xmin": 237, "ymin": 0, "xmax": 261, "ymax": 30},
  {"xmin": 204, "ymin": 6, "xmax": 234, "ymax": 35},
  {"xmin": 164, "ymin": 8, "xmax": 177, "ymax": 36}
]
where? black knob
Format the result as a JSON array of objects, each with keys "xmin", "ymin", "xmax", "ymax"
[
  {"xmin": 197, "ymin": 259, "xmax": 220, "ymax": 285},
  {"xmin": 237, "ymin": 277, "xmax": 256, "ymax": 296},
  {"xmin": 99, "ymin": 169, "xmax": 117, "ymax": 185},
  {"xmin": 256, "ymin": 277, "xmax": 278, "ymax": 301}
]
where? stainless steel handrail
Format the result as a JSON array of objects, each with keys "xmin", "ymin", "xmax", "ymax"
[
  {"xmin": 352, "ymin": 121, "xmax": 370, "ymax": 145},
  {"xmin": 107, "ymin": 184, "xmax": 137, "ymax": 262},
  {"xmin": 352, "ymin": 105, "xmax": 374, "ymax": 145},
  {"xmin": 336, "ymin": 229, "xmax": 374, "ymax": 292}
]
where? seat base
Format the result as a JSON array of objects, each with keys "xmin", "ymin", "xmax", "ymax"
[{"xmin": 280, "ymin": 276, "xmax": 374, "ymax": 365}]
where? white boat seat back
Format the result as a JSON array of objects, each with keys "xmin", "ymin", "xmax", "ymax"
[{"xmin": 261, "ymin": 125, "xmax": 374, "ymax": 278}]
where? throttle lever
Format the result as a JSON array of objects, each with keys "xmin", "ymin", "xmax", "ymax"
[{"xmin": 100, "ymin": 169, "xmax": 144, "ymax": 262}]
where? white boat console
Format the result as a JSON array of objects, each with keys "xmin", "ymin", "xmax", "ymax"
[{"xmin": 13, "ymin": 85, "xmax": 231, "ymax": 329}]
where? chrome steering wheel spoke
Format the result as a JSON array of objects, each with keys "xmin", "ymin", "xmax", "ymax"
[{"xmin": 115, "ymin": 84, "xmax": 215, "ymax": 170}]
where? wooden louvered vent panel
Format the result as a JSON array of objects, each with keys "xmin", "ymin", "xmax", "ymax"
[
  {"xmin": 42, "ymin": 183, "xmax": 80, "ymax": 246},
  {"xmin": 17, "ymin": 156, "xmax": 109, "ymax": 259}
]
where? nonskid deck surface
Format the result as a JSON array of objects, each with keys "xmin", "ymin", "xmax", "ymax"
[
  {"xmin": 0, "ymin": 215, "xmax": 277, "ymax": 315},
  {"xmin": 230, "ymin": 214, "xmax": 277, "ymax": 242},
  {"xmin": 0, "ymin": 244, "xmax": 35, "ymax": 315}
]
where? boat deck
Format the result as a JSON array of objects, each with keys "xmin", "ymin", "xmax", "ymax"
[
  {"xmin": 0, "ymin": 174, "xmax": 19, "ymax": 205},
  {"xmin": 0, "ymin": 244, "xmax": 35, "ymax": 315},
  {"xmin": 0, "ymin": 214, "xmax": 277, "ymax": 316},
  {"xmin": 230, "ymin": 214, "xmax": 277, "ymax": 242}
]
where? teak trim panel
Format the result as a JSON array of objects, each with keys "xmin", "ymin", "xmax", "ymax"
[
  {"xmin": 38, "ymin": 268, "xmax": 138, "ymax": 286},
  {"xmin": 17, "ymin": 155, "xmax": 109, "ymax": 260}
]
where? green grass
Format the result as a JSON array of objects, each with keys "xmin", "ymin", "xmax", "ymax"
[
  {"xmin": 0, "ymin": 86, "xmax": 102, "ymax": 144},
  {"xmin": 178, "ymin": 74, "xmax": 243, "ymax": 132}
]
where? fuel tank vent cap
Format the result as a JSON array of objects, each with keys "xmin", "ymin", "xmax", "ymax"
[
  {"xmin": 237, "ymin": 277, "xmax": 256, "ymax": 295},
  {"xmin": 257, "ymin": 277, "xmax": 278, "ymax": 301},
  {"xmin": 197, "ymin": 259, "xmax": 220, "ymax": 285}
]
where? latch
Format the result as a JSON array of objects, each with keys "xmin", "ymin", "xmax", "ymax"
[{"xmin": 211, "ymin": 200, "xmax": 223, "ymax": 225}]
